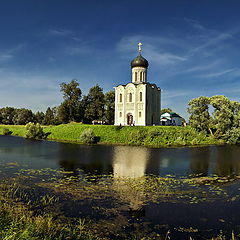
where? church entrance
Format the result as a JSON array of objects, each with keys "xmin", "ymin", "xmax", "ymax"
[{"xmin": 127, "ymin": 114, "xmax": 133, "ymax": 125}]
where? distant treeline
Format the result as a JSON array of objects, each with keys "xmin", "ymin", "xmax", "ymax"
[{"xmin": 0, "ymin": 80, "xmax": 115, "ymax": 125}]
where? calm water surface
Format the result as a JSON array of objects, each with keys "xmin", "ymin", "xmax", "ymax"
[{"xmin": 1, "ymin": 135, "xmax": 240, "ymax": 239}]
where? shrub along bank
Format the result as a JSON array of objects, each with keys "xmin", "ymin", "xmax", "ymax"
[{"xmin": 0, "ymin": 123, "xmax": 222, "ymax": 147}]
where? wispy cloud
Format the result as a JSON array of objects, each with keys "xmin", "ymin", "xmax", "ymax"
[
  {"xmin": 0, "ymin": 44, "xmax": 25, "ymax": 62},
  {"xmin": 188, "ymin": 32, "xmax": 233, "ymax": 56},
  {"xmin": 162, "ymin": 89, "xmax": 193, "ymax": 99},
  {"xmin": 184, "ymin": 18, "xmax": 207, "ymax": 31},
  {"xmin": 65, "ymin": 45, "xmax": 93, "ymax": 56},
  {"xmin": 0, "ymin": 53, "xmax": 13, "ymax": 62},
  {"xmin": 200, "ymin": 68, "xmax": 237, "ymax": 78},
  {"xmin": 183, "ymin": 60, "xmax": 222, "ymax": 74},
  {"xmin": 117, "ymin": 35, "xmax": 187, "ymax": 65},
  {"xmin": 48, "ymin": 28, "xmax": 84, "ymax": 43},
  {"xmin": 0, "ymin": 71, "xmax": 62, "ymax": 111},
  {"xmin": 49, "ymin": 29, "xmax": 74, "ymax": 37}
]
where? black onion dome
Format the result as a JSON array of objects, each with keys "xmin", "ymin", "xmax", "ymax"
[{"xmin": 131, "ymin": 54, "xmax": 149, "ymax": 68}]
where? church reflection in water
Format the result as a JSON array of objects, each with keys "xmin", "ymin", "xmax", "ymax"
[
  {"xmin": 57, "ymin": 143, "xmax": 240, "ymax": 181},
  {"xmin": 113, "ymin": 146, "xmax": 150, "ymax": 178},
  {"xmin": 112, "ymin": 146, "xmax": 150, "ymax": 214}
]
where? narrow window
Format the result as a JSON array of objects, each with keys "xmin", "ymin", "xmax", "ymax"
[
  {"xmin": 140, "ymin": 72, "xmax": 142, "ymax": 81},
  {"xmin": 143, "ymin": 72, "xmax": 145, "ymax": 81},
  {"xmin": 120, "ymin": 93, "xmax": 122, "ymax": 102},
  {"xmin": 135, "ymin": 72, "xmax": 137, "ymax": 82},
  {"xmin": 129, "ymin": 93, "xmax": 132, "ymax": 102},
  {"xmin": 119, "ymin": 112, "xmax": 122, "ymax": 117},
  {"xmin": 139, "ymin": 111, "xmax": 141, "ymax": 117},
  {"xmin": 140, "ymin": 92, "xmax": 142, "ymax": 102}
]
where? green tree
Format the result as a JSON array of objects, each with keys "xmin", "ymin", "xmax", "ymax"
[
  {"xmin": 34, "ymin": 111, "xmax": 45, "ymax": 124},
  {"xmin": 51, "ymin": 106, "xmax": 61, "ymax": 125},
  {"xmin": 230, "ymin": 101, "xmax": 240, "ymax": 128},
  {"xmin": 188, "ymin": 95, "xmax": 240, "ymax": 142},
  {"xmin": 57, "ymin": 102, "xmax": 70, "ymax": 124},
  {"xmin": 0, "ymin": 107, "xmax": 16, "ymax": 125},
  {"xmin": 60, "ymin": 79, "xmax": 82, "ymax": 122},
  {"xmin": 12, "ymin": 108, "xmax": 34, "ymax": 125},
  {"xmin": 104, "ymin": 90, "xmax": 115, "ymax": 124},
  {"xmin": 210, "ymin": 95, "xmax": 233, "ymax": 137},
  {"xmin": 188, "ymin": 96, "xmax": 212, "ymax": 134},
  {"xmin": 84, "ymin": 85, "xmax": 105, "ymax": 122},
  {"xmin": 160, "ymin": 108, "xmax": 172, "ymax": 115},
  {"xmin": 43, "ymin": 107, "xmax": 55, "ymax": 125}
]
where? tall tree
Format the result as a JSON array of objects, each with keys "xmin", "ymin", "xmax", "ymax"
[
  {"xmin": 231, "ymin": 101, "xmax": 240, "ymax": 128},
  {"xmin": 60, "ymin": 79, "xmax": 82, "ymax": 122},
  {"xmin": 188, "ymin": 96, "xmax": 212, "ymax": 134},
  {"xmin": 210, "ymin": 95, "xmax": 233, "ymax": 137},
  {"xmin": 84, "ymin": 85, "xmax": 105, "ymax": 122},
  {"xmin": 104, "ymin": 90, "xmax": 115, "ymax": 124},
  {"xmin": 57, "ymin": 102, "xmax": 70, "ymax": 124},
  {"xmin": 43, "ymin": 107, "xmax": 55, "ymax": 125},
  {"xmin": 34, "ymin": 111, "xmax": 45, "ymax": 124}
]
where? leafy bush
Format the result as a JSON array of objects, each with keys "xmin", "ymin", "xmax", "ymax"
[
  {"xmin": 80, "ymin": 128, "xmax": 98, "ymax": 144},
  {"xmin": 2, "ymin": 128, "xmax": 12, "ymax": 135},
  {"xmin": 25, "ymin": 122, "xmax": 47, "ymax": 140},
  {"xmin": 225, "ymin": 128, "xmax": 240, "ymax": 144}
]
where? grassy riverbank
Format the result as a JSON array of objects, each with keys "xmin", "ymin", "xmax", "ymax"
[
  {"xmin": 0, "ymin": 123, "xmax": 222, "ymax": 147},
  {"xmin": 0, "ymin": 179, "xmax": 100, "ymax": 240}
]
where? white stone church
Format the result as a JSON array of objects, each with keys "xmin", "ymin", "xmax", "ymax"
[{"xmin": 114, "ymin": 43, "xmax": 161, "ymax": 126}]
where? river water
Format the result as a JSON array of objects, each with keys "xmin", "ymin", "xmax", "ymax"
[{"xmin": 1, "ymin": 135, "xmax": 240, "ymax": 239}]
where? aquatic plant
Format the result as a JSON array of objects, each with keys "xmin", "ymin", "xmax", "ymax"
[{"xmin": 0, "ymin": 166, "xmax": 240, "ymax": 240}]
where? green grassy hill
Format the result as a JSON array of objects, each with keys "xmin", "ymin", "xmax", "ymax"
[{"xmin": 0, "ymin": 123, "xmax": 222, "ymax": 147}]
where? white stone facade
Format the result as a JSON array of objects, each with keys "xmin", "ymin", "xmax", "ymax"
[{"xmin": 114, "ymin": 45, "xmax": 161, "ymax": 126}]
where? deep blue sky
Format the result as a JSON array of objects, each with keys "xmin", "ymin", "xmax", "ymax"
[{"xmin": 1, "ymin": 0, "xmax": 240, "ymax": 119}]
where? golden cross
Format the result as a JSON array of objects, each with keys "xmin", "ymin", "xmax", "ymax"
[{"xmin": 138, "ymin": 42, "xmax": 142, "ymax": 53}]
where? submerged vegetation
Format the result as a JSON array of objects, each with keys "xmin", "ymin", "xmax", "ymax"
[
  {"xmin": 0, "ymin": 123, "xmax": 222, "ymax": 147},
  {"xmin": 0, "ymin": 163, "xmax": 240, "ymax": 240}
]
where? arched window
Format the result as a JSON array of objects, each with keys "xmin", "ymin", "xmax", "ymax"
[
  {"xmin": 135, "ymin": 72, "xmax": 137, "ymax": 82},
  {"xmin": 119, "ymin": 112, "xmax": 122, "ymax": 117},
  {"xmin": 140, "ymin": 92, "xmax": 142, "ymax": 102},
  {"xmin": 119, "ymin": 93, "xmax": 122, "ymax": 102},
  {"xmin": 139, "ymin": 111, "xmax": 141, "ymax": 117},
  {"xmin": 140, "ymin": 72, "xmax": 142, "ymax": 81},
  {"xmin": 129, "ymin": 93, "xmax": 132, "ymax": 102}
]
